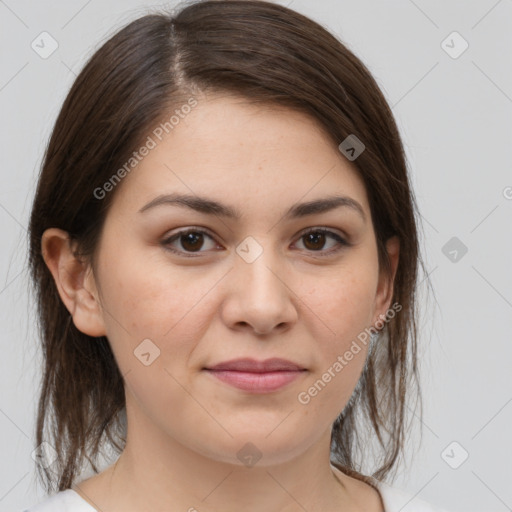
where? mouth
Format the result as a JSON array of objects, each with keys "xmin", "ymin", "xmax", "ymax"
[{"xmin": 203, "ymin": 358, "xmax": 307, "ymax": 393}]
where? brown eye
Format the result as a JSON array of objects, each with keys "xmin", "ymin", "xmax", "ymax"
[
  {"xmin": 162, "ymin": 228, "xmax": 219, "ymax": 256},
  {"xmin": 302, "ymin": 231, "xmax": 327, "ymax": 251},
  {"xmin": 180, "ymin": 232, "xmax": 205, "ymax": 252},
  {"xmin": 295, "ymin": 228, "xmax": 349, "ymax": 257}
]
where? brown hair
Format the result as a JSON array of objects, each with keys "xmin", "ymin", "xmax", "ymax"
[{"xmin": 28, "ymin": 0, "xmax": 428, "ymax": 494}]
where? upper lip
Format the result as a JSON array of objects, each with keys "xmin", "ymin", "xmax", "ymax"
[{"xmin": 204, "ymin": 358, "xmax": 306, "ymax": 372}]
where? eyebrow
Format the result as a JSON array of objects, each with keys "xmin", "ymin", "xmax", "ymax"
[{"xmin": 138, "ymin": 193, "xmax": 366, "ymax": 223}]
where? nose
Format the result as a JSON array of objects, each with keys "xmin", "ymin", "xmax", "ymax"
[{"xmin": 220, "ymin": 240, "xmax": 299, "ymax": 336}]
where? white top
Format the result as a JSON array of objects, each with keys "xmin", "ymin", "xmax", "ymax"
[{"xmin": 22, "ymin": 482, "xmax": 453, "ymax": 512}]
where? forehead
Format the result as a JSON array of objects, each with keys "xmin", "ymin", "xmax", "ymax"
[{"xmin": 108, "ymin": 94, "xmax": 370, "ymax": 218}]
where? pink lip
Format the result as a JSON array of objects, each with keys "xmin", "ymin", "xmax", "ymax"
[{"xmin": 203, "ymin": 358, "xmax": 307, "ymax": 393}]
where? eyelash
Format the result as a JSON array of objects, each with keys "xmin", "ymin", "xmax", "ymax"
[{"xmin": 161, "ymin": 227, "xmax": 350, "ymax": 258}]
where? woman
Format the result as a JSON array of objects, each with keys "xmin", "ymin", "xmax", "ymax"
[{"xmin": 24, "ymin": 1, "xmax": 450, "ymax": 511}]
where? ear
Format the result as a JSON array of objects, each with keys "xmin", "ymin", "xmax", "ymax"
[
  {"xmin": 41, "ymin": 228, "xmax": 106, "ymax": 337},
  {"xmin": 373, "ymin": 235, "xmax": 400, "ymax": 325}
]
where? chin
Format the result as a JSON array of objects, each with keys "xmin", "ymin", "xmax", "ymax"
[{"xmin": 191, "ymin": 430, "xmax": 314, "ymax": 469}]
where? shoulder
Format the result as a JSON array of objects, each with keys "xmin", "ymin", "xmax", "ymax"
[
  {"xmin": 21, "ymin": 489, "xmax": 97, "ymax": 512},
  {"xmin": 375, "ymin": 480, "xmax": 454, "ymax": 512}
]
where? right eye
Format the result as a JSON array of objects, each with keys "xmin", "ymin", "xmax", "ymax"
[{"xmin": 161, "ymin": 228, "xmax": 222, "ymax": 257}]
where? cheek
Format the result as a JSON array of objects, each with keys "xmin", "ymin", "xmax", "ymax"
[
  {"xmin": 95, "ymin": 259, "xmax": 209, "ymax": 425},
  {"xmin": 295, "ymin": 263, "xmax": 377, "ymax": 415},
  {"xmin": 98, "ymin": 244, "xmax": 207, "ymax": 337},
  {"xmin": 303, "ymin": 264, "xmax": 378, "ymax": 344},
  {"xmin": 94, "ymin": 245, "xmax": 205, "ymax": 375}
]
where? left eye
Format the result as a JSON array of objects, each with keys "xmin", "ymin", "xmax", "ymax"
[
  {"xmin": 161, "ymin": 228, "xmax": 348, "ymax": 257},
  {"xmin": 294, "ymin": 228, "xmax": 348, "ymax": 255}
]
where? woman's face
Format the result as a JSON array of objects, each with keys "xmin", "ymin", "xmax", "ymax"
[{"xmin": 82, "ymin": 93, "xmax": 398, "ymax": 466}]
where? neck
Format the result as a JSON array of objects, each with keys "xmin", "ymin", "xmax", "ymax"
[{"xmin": 73, "ymin": 398, "xmax": 382, "ymax": 512}]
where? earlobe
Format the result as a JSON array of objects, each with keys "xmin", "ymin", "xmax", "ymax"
[
  {"xmin": 41, "ymin": 228, "xmax": 106, "ymax": 337},
  {"xmin": 373, "ymin": 236, "xmax": 400, "ymax": 325}
]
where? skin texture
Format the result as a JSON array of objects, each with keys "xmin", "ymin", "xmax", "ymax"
[{"xmin": 42, "ymin": 93, "xmax": 398, "ymax": 512}]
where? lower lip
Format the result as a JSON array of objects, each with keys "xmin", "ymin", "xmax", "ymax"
[{"xmin": 204, "ymin": 369, "xmax": 305, "ymax": 393}]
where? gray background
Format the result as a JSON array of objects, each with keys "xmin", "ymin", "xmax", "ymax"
[{"xmin": 1, "ymin": 0, "xmax": 511, "ymax": 511}]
